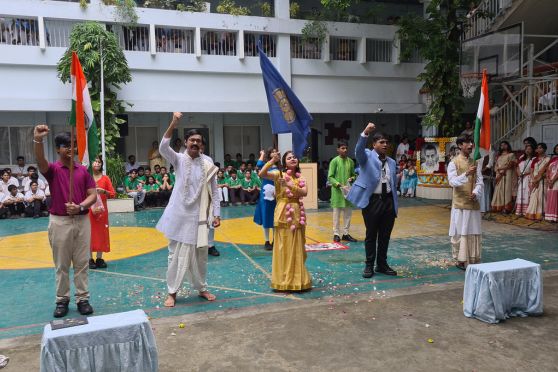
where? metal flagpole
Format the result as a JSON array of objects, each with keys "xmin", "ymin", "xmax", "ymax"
[{"xmin": 100, "ymin": 36, "xmax": 106, "ymax": 174}]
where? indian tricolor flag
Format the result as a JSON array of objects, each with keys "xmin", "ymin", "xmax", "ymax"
[
  {"xmin": 70, "ymin": 51, "xmax": 99, "ymax": 169},
  {"xmin": 473, "ymin": 70, "xmax": 491, "ymax": 161}
]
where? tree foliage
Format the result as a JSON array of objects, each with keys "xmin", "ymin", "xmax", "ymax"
[
  {"xmin": 397, "ymin": 0, "xmax": 471, "ymax": 134},
  {"xmin": 57, "ymin": 22, "xmax": 132, "ymax": 156}
]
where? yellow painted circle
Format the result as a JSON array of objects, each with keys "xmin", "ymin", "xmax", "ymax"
[
  {"xmin": 0, "ymin": 227, "xmax": 168, "ymax": 270},
  {"xmin": 1, "ymin": 205, "xmax": 449, "ymax": 270}
]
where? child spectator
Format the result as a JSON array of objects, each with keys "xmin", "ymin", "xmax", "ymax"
[
  {"xmin": 2, "ymin": 184, "xmax": 25, "ymax": 218},
  {"xmin": 159, "ymin": 173, "xmax": 173, "ymax": 206},
  {"xmin": 227, "ymin": 169, "xmax": 242, "ymax": 205},
  {"xmin": 401, "ymin": 159, "xmax": 418, "ymax": 197},
  {"xmin": 124, "ymin": 169, "xmax": 146, "ymax": 209},
  {"xmin": 216, "ymin": 169, "xmax": 229, "ymax": 207},
  {"xmin": 240, "ymin": 169, "xmax": 260, "ymax": 205},
  {"xmin": 144, "ymin": 176, "xmax": 160, "ymax": 207},
  {"xmin": 24, "ymin": 180, "xmax": 46, "ymax": 218}
]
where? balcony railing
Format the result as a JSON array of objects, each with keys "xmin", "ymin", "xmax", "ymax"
[
  {"xmin": 244, "ymin": 33, "xmax": 276, "ymax": 57},
  {"xmin": 155, "ymin": 27, "xmax": 194, "ymax": 54},
  {"xmin": 366, "ymin": 39, "xmax": 392, "ymax": 62},
  {"xmin": 108, "ymin": 24, "xmax": 150, "ymax": 52},
  {"xmin": 202, "ymin": 30, "xmax": 236, "ymax": 56},
  {"xmin": 291, "ymin": 36, "xmax": 322, "ymax": 60},
  {"xmin": 45, "ymin": 19, "xmax": 78, "ymax": 48},
  {"xmin": 464, "ymin": 0, "xmax": 513, "ymax": 40},
  {"xmin": 330, "ymin": 37, "xmax": 357, "ymax": 61},
  {"xmin": 0, "ymin": 17, "xmax": 39, "ymax": 46}
]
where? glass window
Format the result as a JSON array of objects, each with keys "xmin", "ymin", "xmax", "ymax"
[
  {"xmin": 0, "ymin": 127, "xmax": 9, "ymax": 164},
  {"xmin": 224, "ymin": 126, "xmax": 260, "ymax": 160},
  {"xmin": 10, "ymin": 127, "xmax": 34, "ymax": 165}
]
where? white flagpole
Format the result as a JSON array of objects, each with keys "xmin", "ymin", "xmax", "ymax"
[{"xmin": 100, "ymin": 37, "xmax": 106, "ymax": 174}]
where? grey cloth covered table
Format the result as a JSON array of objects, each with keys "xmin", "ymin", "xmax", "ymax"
[
  {"xmin": 463, "ymin": 258, "xmax": 543, "ymax": 323},
  {"xmin": 40, "ymin": 309, "xmax": 158, "ymax": 372}
]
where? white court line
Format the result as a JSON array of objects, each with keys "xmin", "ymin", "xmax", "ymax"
[{"xmin": 94, "ymin": 269, "xmax": 299, "ymax": 300}]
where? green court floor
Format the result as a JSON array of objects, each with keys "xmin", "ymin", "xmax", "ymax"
[{"xmin": 1, "ymin": 199, "xmax": 557, "ymax": 339}]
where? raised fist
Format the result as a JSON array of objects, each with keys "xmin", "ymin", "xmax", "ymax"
[
  {"xmin": 34, "ymin": 124, "xmax": 49, "ymax": 139},
  {"xmin": 364, "ymin": 122, "xmax": 376, "ymax": 135},
  {"xmin": 172, "ymin": 112, "xmax": 183, "ymax": 122}
]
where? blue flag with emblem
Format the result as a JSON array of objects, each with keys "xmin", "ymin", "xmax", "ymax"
[{"xmin": 258, "ymin": 41, "xmax": 312, "ymax": 158}]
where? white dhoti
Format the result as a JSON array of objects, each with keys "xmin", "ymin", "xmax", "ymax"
[
  {"xmin": 166, "ymin": 240, "xmax": 208, "ymax": 294},
  {"xmin": 449, "ymin": 208, "xmax": 482, "ymax": 264}
]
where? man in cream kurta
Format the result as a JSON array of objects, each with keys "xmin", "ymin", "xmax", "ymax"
[
  {"xmin": 156, "ymin": 112, "xmax": 220, "ymax": 307},
  {"xmin": 447, "ymin": 135, "xmax": 484, "ymax": 270}
]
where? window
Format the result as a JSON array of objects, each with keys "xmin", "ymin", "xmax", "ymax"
[
  {"xmin": 366, "ymin": 39, "xmax": 392, "ymax": 62},
  {"xmin": 330, "ymin": 37, "xmax": 357, "ymax": 61},
  {"xmin": 0, "ymin": 126, "xmax": 34, "ymax": 165},
  {"xmin": 224, "ymin": 126, "xmax": 260, "ymax": 161},
  {"xmin": 124, "ymin": 127, "xmax": 159, "ymax": 163},
  {"xmin": 291, "ymin": 36, "xmax": 322, "ymax": 59}
]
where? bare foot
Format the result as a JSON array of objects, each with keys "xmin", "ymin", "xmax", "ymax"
[
  {"xmin": 198, "ymin": 291, "xmax": 216, "ymax": 301},
  {"xmin": 164, "ymin": 293, "xmax": 176, "ymax": 307}
]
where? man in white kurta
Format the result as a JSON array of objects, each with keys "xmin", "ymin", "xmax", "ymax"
[
  {"xmin": 156, "ymin": 112, "xmax": 220, "ymax": 307},
  {"xmin": 447, "ymin": 136, "xmax": 484, "ymax": 270}
]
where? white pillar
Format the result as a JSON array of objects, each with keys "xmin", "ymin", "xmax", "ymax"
[
  {"xmin": 278, "ymin": 133, "xmax": 293, "ymax": 155},
  {"xmin": 274, "ymin": 0, "xmax": 290, "ymax": 19},
  {"xmin": 213, "ymin": 114, "xmax": 224, "ymax": 164}
]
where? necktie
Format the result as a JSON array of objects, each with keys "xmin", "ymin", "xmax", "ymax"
[{"xmin": 380, "ymin": 158, "xmax": 387, "ymax": 198}]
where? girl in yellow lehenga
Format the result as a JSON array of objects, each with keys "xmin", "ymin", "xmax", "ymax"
[
  {"xmin": 491, "ymin": 141, "xmax": 517, "ymax": 213},
  {"xmin": 525, "ymin": 143, "xmax": 551, "ymax": 220},
  {"xmin": 259, "ymin": 151, "xmax": 312, "ymax": 291}
]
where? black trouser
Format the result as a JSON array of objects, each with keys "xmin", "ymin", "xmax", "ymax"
[
  {"xmin": 145, "ymin": 192, "xmax": 159, "ymax": 207},
  {"xmin": 159, "ymin": 189, "xmax": 171, "ymax": 206},
  {"xmin": 362, "ymin": 193, "xmax": 396, "ymax": 268},
  {"xmin": 229, "ymin": 188, "xmax": 242, "ymax": 204},
  {"xmin": 7, "ymin": 202, "xmax": 25, "ymax": 216},
  {"xmin": 241, "ymin": 189, "xmax": 259, "ymax": 204},
  {"xmin": 25, "ymin": 200, "xmax": 43, "ymax": 217}
]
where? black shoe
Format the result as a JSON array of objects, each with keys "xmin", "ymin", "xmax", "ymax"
[
  {"xmin": 89, "ymin": 258, "xmax": 96, "ymax": 269},
  {"xmin": 455, "ymin": 263, "xmax": 466, "ymax": 271},
  {"xmin": 208, "ymin": 246, "xmax": 220, "ymax": 256},
  {"xmin": 77, "ymin": 300, "xmax": 94, "ymax": 315},
  {"xmin": 264, "ymin": 241, "xmax": 273, "ymax": 251},
  {"xmin": 95, "ymin": 258, "xmax": 107, "ymax": 269},
  {"xmin": 53, "ymin": 301, "xmax": 69, "ymax": 318},
  {"xmin": 333, "ymin": 235, "xmax": 341, "ymax": 243},
  {"xmin": 342, "ymin": 234, "xmax": 357, "ymax": 242},
  {"xmin": 376, "ymin": 265, "xmax": 397, "ymax": 276},
  {"xmin": 362, "ymin": 265, "xmax": 374, "ymax": 278}
]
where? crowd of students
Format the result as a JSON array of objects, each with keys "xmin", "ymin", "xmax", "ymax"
[
  {"xmin": 122, "ymin": 151, "xmax": 265, "ymax": 210},
  {"xmin": 0, "ymin": 158, "xmax": 50, "ymax": 219}
]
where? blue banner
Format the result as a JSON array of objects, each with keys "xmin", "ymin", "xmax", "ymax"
[{"xmin": 258, "ymin": 42, "xmax": 312, "ymax": 158}]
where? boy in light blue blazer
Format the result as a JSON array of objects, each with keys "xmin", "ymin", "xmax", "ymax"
[{"xmin": 346, "ymin": 122, "xmax": 398, "ymax": 278}]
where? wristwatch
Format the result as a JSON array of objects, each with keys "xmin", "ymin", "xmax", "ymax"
[{"xmin": 79, "ymin": 205, "xmax": 85, "ymax": 212}]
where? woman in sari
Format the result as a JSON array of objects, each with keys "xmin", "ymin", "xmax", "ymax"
[
  {"xmin": 525, "ymin": 143, "xmax": 550, "ymax": 220},
  {"xmin": 515, "ymin": 144, "xmax": 535, "ymax": 216},
  {"xmin": 544, "ymin": 144, "xmax": 558, "ymax": 222},
  {"xmin": 148, "ymin": 140, "xmax": 166, "ymax": 170},
  {"xmin": 491, "ymin": 141, "xmax": 516, "ymax": 213},
  {"xmin": 259, "ymin": 151, "xmax": 312, "ymax": 292}
]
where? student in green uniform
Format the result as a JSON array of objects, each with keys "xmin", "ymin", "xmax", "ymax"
[
  {"xmin": 153, "ymin": 164, "xmax": 163, "ymax": 184},
  {"xmin": 328, "ymin": 140, "xmax": 357, "ymax": 243},
  {"xmin": 137, "ymin": 167, "xmax": 146, "ymax": 184},
  {"xmin": 125, "ymin": 169, "xmax": 146, "ymax": 209},
  {"xmin": 144, "ymin": 175, "xmax": 160, "ymax": 207},
  {"xmin": 240, "ymin": 169, "xmax": 259, "ymax": 205},
  {"xmin": 217, "ymin": 169, "xmax": 230, "ymax": 207},
  {"xmin": 159, "ymin": 173, "xmax": 173, "ymax": 207},
  {"xmin": 227, "ymin": 169, "xmax": 242, "ymax": 205}
]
